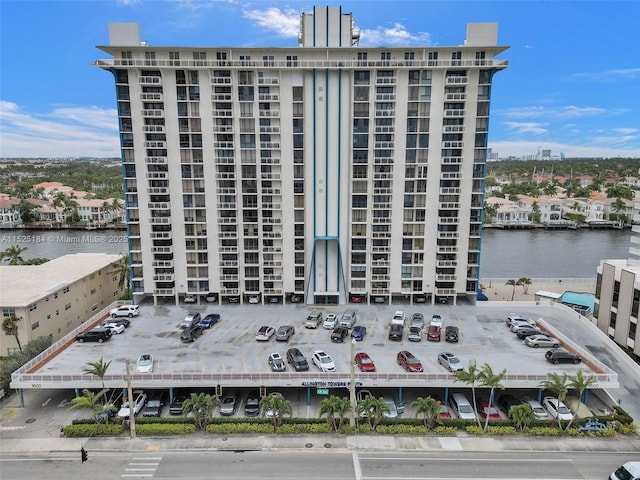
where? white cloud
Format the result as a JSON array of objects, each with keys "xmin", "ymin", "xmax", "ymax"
[
  {"xmin": 360, "ymin": 23, "xmax": 431, "ymax": 46},
  {"xmin": 503, "ymin": 122, "xmax": 548, "ymax": 135},
  {"xmin": 503, "ymin": 105, "xmax": 606, "ymax": 120},
  {"xmin": 574, "ymin": 67, "xmax": 640, "ymax": 82},
  {"xmin": 0, "ymin": 101, "xmax": 120, "ymax": 158},
  {"xmin": 243, "ymin": 7, "xmax": 300, "ymax": 38}
]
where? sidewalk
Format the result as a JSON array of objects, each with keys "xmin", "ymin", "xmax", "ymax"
[{"xmin": 2, "ymin": 432, "xmax": 639, "ymax": 455}]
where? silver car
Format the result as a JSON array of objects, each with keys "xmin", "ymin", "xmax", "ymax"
[
  {"xmin": 524, "ymin": 334, "xmax": 560, "ymax": 349},
  {"xmin": 437, "ymin": 352, "xmax": 464, "ymax": 372},
  {"xmin": 219, "ymin": 392, "xmax": 238, "ymax": 416}
]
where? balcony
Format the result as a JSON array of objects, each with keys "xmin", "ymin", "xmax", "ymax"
[
  {"xmin": 445, "ymin": 92, "xmax": 467, "ymax": 101},
  {"xmin": 439, "ymin": 202, "xmax": 460, "ymax": 209},
  {"xmin": 150, "ymin": 231, "xmax": 172, "ymax": 240},
  {"xmin": 146, "ymin": 171, "xmax": 168, "ymax": 180},
  {"xmin": 141, "ymin": 109, "xmax": 164, "ymax": 117},
  {"xmin": 437, "ymin": 260, "xmax": 457, "ymax": 268},
  {"xmin": 148, "ymin": 202, "xmax": 170, "ymax": 209},
  {"xmin": 139, "ymin": 76, "xmax": 162, "ymax": 85},
  {"xmin": 436, "ymin": 246, "xmax": 458, "ymax": 254},
  {"xmin": 151, "ymin": 246, "xmax": 173, "ymax": 254},
  {"xmin": 443, "ymin": 125, "xmax": 465, "ymax": 133},
  {"xmin": 259, "ymin": 110, "xmax": 280, "ymax": 117},
  {"xmin": 153, "ymin": 273, "xmax": 175, "ymax": 282},
  {"xmin": 140, "ymin": 92, "xmax": 163, "ymax": 101},
  {"xmin": 440, "ymin": 187, "xmax": 461, "ymax": 195},
  {"xmin": 211, "ymin": 93, "xmax": 233, "ymax": 101},
  {"xmin": 438, "ymin": 217, "xmax": 459, "ymax": 224},
  {"xmin": 153, "ymin": 288, "xmax": 176, "ymax": 296},
  {"xmin": 147, "ymin": 187, "xmax": 169, "ymax": 195},
  {"xmin": 257, "ymin": 77, "xmax": 279, "ymax": 85},
  {"xmin": 441, "ymin": 157, "xmax": 463, "ymax": 164},
  {"xmin": 149, "ymin": 217, "xmax": 171, "ymax": 225},
  {"xmin": 144, "ymin": 156, "xmax": 167, "ymax": 165},
  {"xmin": 152, "ymin": 260, "xmax": 174, "ymax": 267},
  {"xmin": 437, "ymin": 231, "xmax": 459, "ymax": 239},
  {"xmin": 443, "ymin": 109, "xmax": 466, "ymax": 117},
  {"xmin": 445, "ymin": 76, "xmax": 469, "ymax": 85},
  {"xmin": 142, "ymin": 125, "xmax": 165, "ymax": 133},
  {"xmin": 442, "ymin": 141, "xmax": 464, "ymax": 149}
]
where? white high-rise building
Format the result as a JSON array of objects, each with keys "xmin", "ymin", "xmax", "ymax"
[{"xmin": 96, "ymin": 6, "xmax": 508, "ymax": 306}]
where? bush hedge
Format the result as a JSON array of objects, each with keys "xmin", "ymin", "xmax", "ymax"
[
  {"xmin": 136, "ymin": 423, "xmax": 196, "ymax": 435},
  {"xmin": 63, "ymin": 424, "xmax": 123, "ymax": 437}
]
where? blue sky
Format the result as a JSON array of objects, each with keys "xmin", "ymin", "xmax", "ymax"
[{"xmin": 1, "ymin": 0, "xmax": 639, "ymax": 159}]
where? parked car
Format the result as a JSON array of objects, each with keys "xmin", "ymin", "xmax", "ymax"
[
  {"xmin": 408, "ymin": 325, "xmax": 422, "ymax": 342},
  {"xmin": 255, "ymin": 325, "xmax": 276, "ymax": 341},
  {"xmin": 204, "ymin": 293, "xmax": 217, "ymax": 303},
  {"xmin": 169, "ymin": 393, "xmax": 187, "ymax": 415},
  {"xmin": 445, "ymin": 325, "xmax": 459, "ymax": 343},
  {"xmin": 142, "ymin": 391, "xmax": 166, "ymax": 417},
  {"xmin": 275, "ymin": 325, "xmax": 295, "ymax": 341},
  {"xmin": 427, "ymin": 325, "xmax": 441, "ymax": 342},
  {"xmin": 545, "ymin": 348, "xmax": 582, "ymax": 365},
  {"xmin": 391, "ymin": 311, "xmax": 406, "ymax": 326},
  {"xmin": 497, "ymin": 394, "xmax": 521, "ymax": 417},
  {"xmin": 524, "ymin": 334, "xmax": 560, "ymax": 348},
  {"xmin": 268, "ymin": 352, "xmax": 286, "ymax": 372},
  {"xmin": 136, "ymin": 354, "xmax": 153, "ymax": 373},
  {"xmin": 430, "ymin": 314, "xmax": 443, "ymax": 327},
  {"xmin": 515, "ymin": 326, "xmax": 543, "ymax": 339},
  {"xmin": 506, "ymin": 313, "xmax": 535, "ymax": 327},
  {"xmin": 180, "ymin": 324, "xmax": 205, "ymax": 342},
  {"xmin": 431, "ymin": 395, "xmax": 452, "ymax": 419},
  {"xmin": 263, "ymin": 392, "xmax": 284, "ymax": 418},
  {"xmin": 184, "ymin": 294, "xmax": 197, "ymax": 304},
  {"xmin": 381, "ymin": 395, "xmax": 399, "ymax": 418},
  {"xmin": 543, "ymin": 396, "xmax": 574, "ymax": 421},
  {"xmin": 323, "ymin": 313, "xmax": 338, "ymax": 329},
  {"xmin": 312, "ymin": 350, "xmax": 336, "ymax": 372},
  {"xmin": 410, "ymin": 313, "xmax": 424, "ymax": 330},
  {"xmin": 180, "ymin": 312, "xmax": 201, "ymax": 329},
  {"xmin": 248, "ymin": 295, "xmax": 260, "ymax": 304},
  {"xmin": 109, "ymin": 304, "xmax": 140, "ymax": 318},
  {"xmin": 76, "ymin": 328, "xmax": 112, "ymax": 343},
  {"xmin": 117, "ymin": 390, "xmax": 147, "ymax": 418},
  {"xmin": 200, "ymin": 313, "xmax": 220, "ymax": 329},
  {"xmin": 331, "ymin": 326, "xmax": 349, "ymax": 342},
  {"xmin": 219, "ymin": 392, "xmax": 238, "ymax": 416},
  {"xmin": 102, "ymin": 322, "xmax": 125, "ymax": 335},
  {"xmin": 304, "ymin": 311, "xmax": 323, "ymax": 329},
  {"xmin": 397, "ymin": 350, "xmax": 423, "ymax": 372},
  {"xmin": 244, "ymin": 390, "xmax": 261, "ymax": 417},
  {"xmin": 351, "ymin": 326, "xmax": 367, "ymax": 341},
  {"xmin": 526, "ymin": 399, "xmax": 550, "ymax": 420},
  {"xmin": 449, "ymin": 393, "xmax": 476, "ymax": 420},
  {"xmin": 578, "ymin": 419, "xmax": 609, "ymax": 432},
  {"xmin": 478, "ymin": 400, "xmax": 501, "ymax": 420},
  {"xmin": 511, "ymin": 322, "xmax": 541, "ymax": 333},
  {"xmin": 339, "ymin": 310, "xmax": 357, "ymax": 329},
  {"xmin": 354, "ymin": 352, "xmax": 376, "ymax": 372},
  {"xmin": 104, "ymin": 318, "xmax": 130, "ymax": 328},
  {"xmin": 286, "ymin": 348, "xmax": 309, "ymax": 371},
  {"xmin": 437, "ymin": 352, "xmax": 463, "ymax": 372},
  {"xmin": 388, "ymin": 323, "xmax": 403, "ymax": 341}
]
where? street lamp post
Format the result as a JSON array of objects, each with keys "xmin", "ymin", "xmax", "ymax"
[
  {"xmin": 349, "ymin": 338, "xmax": 356, "ymax": 427},
  {"xmin": 125, "ymin": 359, "xmax": 136, "ymax": 439}
]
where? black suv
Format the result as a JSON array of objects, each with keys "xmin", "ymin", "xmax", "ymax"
[
  {"xmin": 497, "ymin": 394, "xmax": 521, "ymax": 416},
  {"xmin": 331, "ymin": 326, "xmax": 349, "ymax": 342},
  {"xmin": 180, "ymin": 324, "xmax": 205, "ymax": 343},
  {"xmin": 445, "ymin": 326, "xmax": 459, "ymax": 343},
  {"xmin": 286, "ymin": 347, "xmax": 309, "ymax": 371},
  {"xmin": 388, "ymin": 324, "xmax": 403, "ymax": 341},
  {"xmin": 545, "ymin": 348, "xmax": 582, "ymax": 365},
  {"xmin": 142, "ymin": 391, "xmax": 167, "ymax": 417},
  {"xmin": 76, "ymin": 328, "xmax": 112, "ymax": 343},
  {"xmin": 244, "ymin": 390, "xmax": 260, "ymax": 416}
]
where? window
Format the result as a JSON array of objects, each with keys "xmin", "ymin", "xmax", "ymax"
[
  {"xmin": 29, "ymin": 304, "xmax": 37, "ymax": 311},
  {"xmin": 193, "ymin": 51, "xmax": 206, "ymax": 66},
  {"xmin": 169, "ymin": 51, "xmax": 180, "ymax": 66},
  {"xmin": 63, "ymin": 287, "xmax": 70, "ymax": 293},
  {"xmin": 65, "ymin": 303, "xmax": 71, "ymax": 311},
  {"xmin": 3, "ymin": 308, "xmax": 16, "ymax": 317},
  {"xmin": 31, "ymin": 321, "xmax": 39, "ymax": 330}
]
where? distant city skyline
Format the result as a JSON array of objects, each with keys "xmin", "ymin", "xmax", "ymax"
[{"xmin": 1, "ymin": 1, "xmax": 639, "ymax": 159}]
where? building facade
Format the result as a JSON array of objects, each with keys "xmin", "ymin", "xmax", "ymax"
[
  {"xmin": 0, "ymin": 253, "xmax": 126, "ymax": 356},
  {"xmin": 96, "ymin": 6, "xmax": 508, "ymax": 306}
]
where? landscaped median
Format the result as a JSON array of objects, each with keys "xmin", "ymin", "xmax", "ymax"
[{"xmin": 63, "ymin": 405, "xmax": 636, "ymax": 438}]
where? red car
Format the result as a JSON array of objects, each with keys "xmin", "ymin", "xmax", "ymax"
[
  {"xmin": 427, "ymin": 325, "xmax": 441, "ymax": 342},
  {"xmin": 354, "ymin": 352, "xmax": 376, "ymax": 372},
  {"xmin": 478, "ymin": 400, "xmax": 501, "ymax": 420},
  {"xmin": 397, "ymin": 350, "xmax": 424, "ymax": 372},
  {"xmin": 431, "ymin": 395, "xmax": 452, "ymax": 419}
]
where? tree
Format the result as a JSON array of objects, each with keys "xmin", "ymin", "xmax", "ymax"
[
  {"xmin": 565, "ymin": 370, "xmax": 596, "ymax": 431},
  {"xmin": 182, "ymin": 392, "xmax": 219, "ymax": 430},
  {"xmin": 70, "ymin": 388, "xmax": 106, "ymax": 415},
  {"xmin": 453, "ymin": 360, "xmax": 482, "ymax": 426},
  {"xmin": 411, "ymin": 396, "xmax": 441, "ymax": 431},
  {"xmin": 82, "ymin": 357, "xmax": 112, "ymax": 400},
  {"xmin": 319, "ymin": 395, "xmax": 351, "ymax": 432},
  {"xmin": 517, "ymin": 277, "xmax": 532, "ymax": 295},
  {"xmin": 539, "ymin": 372, "xmax": 569, "ymax": 433},
  {"xmin": 530, "ymin": 201, "xmax": 541, "ymax": 223},
  {"xmin": 357, "ymin": 396, "xmax": 390, "ymax": 431},
  {"xmin": 1, "ymin": 245, "xmax": 28, "ymax": 265},
  {"xmin": 505, "ymin": 279, "xmax": 522, "ymax": 301},
  {"xmin": 478, "ymin": 363, "xmax": 506, "ymax": 433},
  {"xmin": 12, "ymin": 199, "xmax": 41, "ymax": 223},
  {"xmin": 111, "ymin": 255, "xmax": 131, "ymax": 299},
  {"xmin": 260, "ymin": 393, "xmax": 292, "ymax": 432},
  {"xmin": 2, "ymin": 315, "xmax": 23, "ymax": 351},
  {"xmin": 510, "ymin": 403, "xmax": 535, "ymax": 432}
]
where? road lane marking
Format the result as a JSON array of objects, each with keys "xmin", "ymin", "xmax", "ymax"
[{"xmin": 352, "ymin": 452, "xmax": 362, "ymax": 480}]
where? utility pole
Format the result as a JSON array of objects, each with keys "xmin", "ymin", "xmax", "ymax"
[
  {"xmin": 349, "ymin": 338, "xmax": 356, "ymax": 427},
  {"xmin": 125, "ymin": 359, "xmax": 136, "ymax": 439}
]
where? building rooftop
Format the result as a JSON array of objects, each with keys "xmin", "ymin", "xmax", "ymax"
[{"xmin": 0, "ymin": 253, "xmax": 123, "ymax": 307}]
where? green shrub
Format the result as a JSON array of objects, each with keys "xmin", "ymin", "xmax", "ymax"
[
  {"xmin": 621, "ymin": 423, "xmax": 638, "ymax": 435},
  {"xmin": 465, "ymin": 425, "xmax": 484, "ymax": 435},
  {"xmin": 206, "ymin": 423, "xmax": 273, "ymax": 434},
  {"xmin": 63, "ymin": 424, "xmax": 123, "ymax": 437},
  {"xmin": 376, "ymin": 424, "xmax": 425, "ymax": 435},
  {"xmin": 524, "ymin": 426, "xmax": 562, "ymax": 436},
  {"xmin": 486, "ymin": 426, "xmax": 516, "ymax": 436},
  {"xmin": 433, "ymin": 425, "xmax": 458, "ymax": 435},
  {"xmin": 136, "ymin": 423, "xmax": 195, "ymax": 435},
  {"xmin": 278, "ymin": 423, "xmax": 332, "ymax": 434},
  {"xmin": 135, "ymin": 417, "xmax": 195, "ymax": 425}
]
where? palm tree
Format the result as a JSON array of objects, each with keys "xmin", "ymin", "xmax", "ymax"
[
  {"xmin": 357, "ymin": 396, "xmax": 390, "ymax": 431},
  {"xmin": 182, "ymin": 392, "xmax": 219, "ymax": 430},
  {"xmin": 453, "ymin": 360, "xmax": 482, "ymax": 426},
  {"xmin": 2, "ymin": 315, "xmax": 22, "ymax": 352},
  {"xmin": 478, "ymin": 363, "xmax": 506, "ymax": 432},
  {"xmin": 517, "ymin": 277, "xmax": 532, "ymax": 295},
  {"xmin": 260, "ymin": 393, "xmax": 292, "ymax": 432},
  {"xmin": 539, "ymin": 372, "xmax": 569, "ymax": 433},
  {"xmin": 111, "ymin": 255, "xmax": 131, "ymax": 298},
  {"xmin": 82, "ymin": 357, "xmax": 112, "ymax": 401},
  {"xmin": 2, "ymin": 245, "xmax": 28, "ymax": 265},
  {"xmin": 510, "ymin": 403, "xmax": 535, "ymax": 432},
  {"xmin": 319, "ymin": 395, "xmax": 351, "ymax": 432},
  {"xmin": 565, "ymin": 370, "xmax": 596, "ymax": 431},
  {"xmin": 505, "ymin": 279, "xmax": 522, "ymax": 301},
  {"xmin": 70, "ymin": 388, "xmax": 116, "ymax": 422},
  {"xmin": 411, "ymin": 396, "xmax": 441, "ymax": 431}
]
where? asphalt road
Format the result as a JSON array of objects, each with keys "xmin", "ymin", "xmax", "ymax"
[{"xmin": 0, "ymin": 450, "xmax": 632, "ymax": 479}]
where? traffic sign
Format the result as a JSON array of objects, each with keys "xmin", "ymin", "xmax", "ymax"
[{"xmin": 317, "ymin": 388, "xmax": 329, "ymax": 395}]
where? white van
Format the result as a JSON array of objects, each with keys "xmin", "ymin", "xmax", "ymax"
[
  {"xmin": 611, "ymin": 462, "xmax": 640, "ymax": 480},
  {"xmin": 449, "ymin": 393, "xmax": 476, "ymax": 420}
]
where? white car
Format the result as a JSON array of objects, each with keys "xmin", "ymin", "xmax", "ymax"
[
  {"xmin": 102, "ymin": 322, "xmax": 125, "ymax": 334},
  {"xmin": 526, "ymin": 399, "xmax": 550, "ymax": 420},
  {"xmin": 524, "ymin": 335, "xmax": 560, "ymax": 349},
  {"xmin": 312, "ymin": 350, "xmax": 336, "ymax": 372},
  {"xmin": 391, "ymin": 311, "xmax": 405, "ymax": 326},
  {"xmin": 109, "ymin": 305, "xmax": 139, "ymax": 318},
  {"xmin": 506, "ymin": 313, "xmax": 535, "ymax": 327},
  {"xmin": 255, "ymin": 325, "xmax": 276, "ymax": 341},
  {"xmin": 184, "ymin": 294, "xmax": 197, "ymax": 303},
  {"xmin": 118, "ymin": 390, "xmax": 147, "ymax": 418},
  {"xmin": 136, "ymin": 354, "xmax": 153, "ymax": 373},
  {"xmin": 248, "ymin": 295, "xmax": 260, "ymax": 304},
  {"xmin": 542, "ymin": 396, "xmax": 574, "ymax": 421},
  {"xmin": 437, "ymin": 352, "xmax": 463, "ymax": 372},
  {"xmin": 430, "ymin": 314, "xmax": 443, "ymax": 327},
  {"xmin": 323, "ymin": 313, "xmax": 338, "ymax": 329}
]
